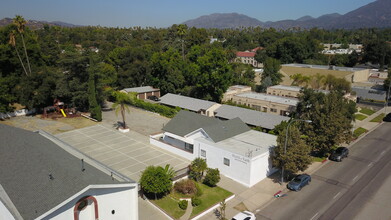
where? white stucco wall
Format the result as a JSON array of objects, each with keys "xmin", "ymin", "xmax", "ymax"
[
  {"xmin": 40, "ymin": 185, "xmax": 138, "ymax": 220},
  {"xmin": 249, "ymin": 151, "xmax": 277, "ymax": 186},
  {"xmin": 0, "ymin": 200, "xmax": 16, "ymax": 220}
]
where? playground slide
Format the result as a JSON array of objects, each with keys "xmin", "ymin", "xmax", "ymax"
[{"xmin": 60, "ymin": 109, "xmax": 67, "ymax": 117}]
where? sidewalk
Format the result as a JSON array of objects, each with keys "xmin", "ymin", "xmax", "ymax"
[{"xmin": 199, "ymin": 107, "xmax": 388, "ymax": 220}]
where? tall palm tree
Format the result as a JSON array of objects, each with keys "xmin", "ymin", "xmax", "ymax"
[
  {"xmin": 9, "ymin": 30, "xmax": 28, "ymax": 76},
  {"xmin": 13, "ymin": 15, "xmax": 32, "ymax": 75},
  {"xmin": 112, "ymin": 91, "xmax": 134, "ymax": 129},
  {"xmin": 177, "ymin": 24, "xmax": 187, "ymax": 61}
]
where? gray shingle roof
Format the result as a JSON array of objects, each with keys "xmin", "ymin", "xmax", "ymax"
[
  {"xmin": 0, "ymin": 124, "xmax": 128, "ymax": 220},
  {"xmin": 122, "ymin": 86, "xmax": 159, "ymax": 93},
  {"xmin": 159, "ymin": 93, "xmax": 217, "ymax": 112},
  {"xmin": 163, "ymin": 110, "xmax": 250, "ymax": 143},
  {"xmin": 352, "ymin": 87, "xmax": 386, "ymax": 101},
  {"xmin": 214, "ymin": 104, "xmax": 290, "ymax": 130}
]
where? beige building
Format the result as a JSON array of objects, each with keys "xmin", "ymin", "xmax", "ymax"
[
  {"xmin": 121, "ymin": 86, "xmax": 160, "ymax": 100},
  {"xmin": 230, "ymin": 92, "xmax": 298, "ymax": 116},
  {"xmin": 223, "ymin": 85, "xmax": 252, "ymax": 102},
  {"xmin": 266, "ymin": 85, "xmax": 302, "ymax": 98},
  {"xmin": 235, "ymin": 47, "xmax": 264, "ymax": 67}
]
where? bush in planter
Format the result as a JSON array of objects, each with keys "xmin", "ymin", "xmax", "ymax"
[
  {"xmin": 203, "ymin": 168, "xmax": 220, "ymax": 187},
  {"xmin": 174, "ymin": 179, "xmax": 196, "ymax": 195},
  {"xmin": 191, "ymin": 197, "xmax": 202, "ymax": 207},
  {"xmin": 178, "ymin": 200, "xmax": 188, "ymax": 210}
]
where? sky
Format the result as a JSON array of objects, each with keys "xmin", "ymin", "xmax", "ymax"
[{"xmin": 1, "ymin": 0, "xmax": 376, "ymax": 28}]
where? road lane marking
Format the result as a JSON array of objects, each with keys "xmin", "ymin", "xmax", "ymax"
[
  {"xmin": 381, "ymin": 150, "xmax": 386, "ymax": 155},
  {"xmin": 333, "ymin": 192, "xmax": 341, "ymax": 199},
  {"xmin": 353, "ymin": 175, "xmax": 359, "ymax": 182},
  {"xmin": 368, "ymin": 162, "xmax": 373, "ymax": 167},
  {"xmin": 310, "ymin": 212, "xmax": 319, "ymax": 220}
]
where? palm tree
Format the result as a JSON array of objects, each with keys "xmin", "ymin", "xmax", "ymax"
[
  {"xmin": 177, "ymin": 24, "xmax": 187, "ymax": 61},
  {"xmin": 112, "ymin": 91, "xmax": 134, "ymax": 129},
  {"xmin": 9, "ymin": 30, "xmax": 28, "ymax": 76},
  {"xmin": 163, "ymin": 164, "xmax": 176, "ymax": 180},
  {"xmin": 13, "ymin": 15, "xmax": 32, "ymax": 75}
]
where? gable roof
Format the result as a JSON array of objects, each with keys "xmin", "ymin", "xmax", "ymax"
[
  {"xmin": 236, "ymin": 51, "xmax": 255, "ymax": 57},
  {"xmin": 214, "ymin": 104, "xmax": 289, "ymax": 130},
  {"xmin": 0, "ymin": 124, "xmax": 130, "ymax": 220},
  {"xmin": 159, "ymin": 93, "xmax": 218, "ymax": 112},
  {"xmin": 163, "ymin": 110, "xmax": 250, "ymax": 142},
  {"xmin": 122, "ymin": 86, "xmax": 159, "ymax": 93}
]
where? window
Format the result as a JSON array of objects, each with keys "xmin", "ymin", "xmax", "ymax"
[
  {"xmin": 201, "ymin": 150, "xmax": 206, "ymax": 157},
  {"xmin": 224, "ymin": 158, "xmax": 230, "ymax": 166},
  {"xmin": 185, "ymin": 143, "xmax": 194, "ymax": 153},
  {"xmin": 270, "ymin": 108, "xmax": 277, "ymax": 113}
]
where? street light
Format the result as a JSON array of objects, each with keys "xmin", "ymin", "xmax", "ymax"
[{"xmin": 281, "ymin": 119, "xmax": 312, "ymax": 184}]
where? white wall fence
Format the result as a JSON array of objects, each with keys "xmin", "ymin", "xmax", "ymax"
[{"xmin": 0, "ymin": 109, "xmax": 35, "ymax": 120}]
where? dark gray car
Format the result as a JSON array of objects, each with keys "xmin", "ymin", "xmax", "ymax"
[
  {"xmin": 287, "ymin": 174, "xmax": 311, "ymax": 191},
  {"xmin": 329, "ymin": 147, "xmax": 349, "ymax": 162}
]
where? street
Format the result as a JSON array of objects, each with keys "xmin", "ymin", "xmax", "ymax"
[{"xmin": 256, "ymin": 122, "xmax": 391, "ymax": 220}]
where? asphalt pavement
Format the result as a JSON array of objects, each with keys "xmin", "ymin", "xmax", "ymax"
[{"xmin": 256, "ymin": 122, "xmax": 391, "ymax": 220}]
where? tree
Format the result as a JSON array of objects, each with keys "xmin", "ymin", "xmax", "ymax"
[
  {"xmin": 8, "ymin": 30, "xmax": 28, "ymax": 76},
  {"xmin": 140, "ymin": 166, "xmax": 172, "ymax": 200},
  {"xmin": 254, "ymin": 49, "xmax": 267, "ymax": 64},
  {"xmin": 203, "ymin": 168, "xmax": 220, "ymax": 187},
  {"xmin": 296, "ymin": 89, "xmax": 354, "ymax": 156},
  {"xmin": 262, "ymin": 57, "xmax": 283, "ymax": 86},
  {"xmin": 177, "ymin": 24, "xmax": 187, "ymax": 60},
  {"xmin": 112, "ymin": 91, "xmax": 133, "ymax": 129},
  {"xmin": 189, "ymin": 158, "xmax": 207, "ymax": 182},
  {"xmin": 272, "ymin": 124, "xmax": 312, "ymax": 179},
  {"xmin": 163, "ymin": 164, "xmax": 176, "ymax": 180},
  {"xmin": 13, "ymin": 15, "xmax": 32, "ymax": 75},
  {"xmin": 88, "ymin": 60, "xmax": 102, "ymax": 121}
]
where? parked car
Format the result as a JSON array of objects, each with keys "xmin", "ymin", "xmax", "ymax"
[
  {"xmin": 232, "ymin": 211, "xmax": 256, "ymax": 220},
  {"xmin": 287, "ymin": 174, "xmax": 311, "ymax": 191},
  {"xmin": 329, "ymin": 147, "xmax": 349, "ymax": 162},
  {"xmin": 383, "ymin": 113, "xmax": 391, "ymax": 122},
  {"xmin": 147, "ymin": 95, "xmax": 160, "ymax": 101}
]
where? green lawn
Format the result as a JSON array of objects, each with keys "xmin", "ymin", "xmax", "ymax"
[
  {"xmin": 359, "ymin": 108, "xmax": 376, "ymax": 116},
  {"xmin": 151, "ymin": 183, "xmax": 233, "ymax": 219},
  {"xmin": 370, "ymin": 113, "xmax": 385, "ymax": 122},
  {"xmin": 355, "ymin": 114, "xmax": 367, "ymax": 121},
  {"xmin": 312, "ymin": 156, "xmax": 327, "ymax": 162},
  {"xmin": 353, "ymin": 127, "xmax": 368, "ymax": 138},
  {"xmin": 190, "ymin": 184, "xmax": 233, "ymax": 218},
  {"xmin": 152, "ymin": 195, "xmax": 186, "ymax": 219}
]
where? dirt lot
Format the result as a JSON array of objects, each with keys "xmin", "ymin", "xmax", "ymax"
[{"xmin": 0, "ymin": 115, "xmax": 98, "ymax": 134}]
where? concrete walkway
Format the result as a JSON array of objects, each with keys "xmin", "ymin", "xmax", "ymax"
[
  {"xmin": 200, "ymin": 106, "xmax": 389, "ymax": 220},
  {"xmin": 180, "ymin": 200, "xmax": 193, "ymax": 220}
]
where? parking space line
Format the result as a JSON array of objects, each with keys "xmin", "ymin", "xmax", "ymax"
[
  {"xmin": 353, "ymin": 175, "xmax": 359, "ymax": 182},
  {"xmin": 367, "ymin": 162, "xmax": 373, "ymax": 167},
  {"xmin": 333, "ymin": 192, "xmax": 341, "ymax": 199},
  {"xmin": 310, "ymin": 212, "xmax": 319, "ymax": 220}
]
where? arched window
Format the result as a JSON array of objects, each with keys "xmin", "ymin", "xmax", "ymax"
[{"xmin": 74, "ymin": 196, "xmax": 99, "ymax": 220}]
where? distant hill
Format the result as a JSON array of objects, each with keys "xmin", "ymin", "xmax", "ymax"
[
  {"xmin": 0, "ymin": 17, "xmax": 80, "ymax": 29},
  {"xmin": 183, "ymin": 0, "xmax": 391, "ymax": 29},
  {"xmin": 183, "ymin": 13, "xmax": 263, "ymax": 29}
]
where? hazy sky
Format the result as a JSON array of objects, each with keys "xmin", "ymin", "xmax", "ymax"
[{"xmin": 1, "ymin": 0, "xmax": 375, "ymax": 28}]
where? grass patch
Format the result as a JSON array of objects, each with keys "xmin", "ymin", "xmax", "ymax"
[
  {"xmin": 190, "ymin": 184, "xmax": 233, "ymax": 218},
  {"xmin": 151, "ymin": 183, "xmax": 232, "ymax": 219},
  {"xmin": 355, "ymin": 114, "xmax": 367, "ymax": 121},
  {"xmin": 353, "ymin": 127, "xmax": 368, "ymax": 138},
  {"xmin": 359, "ymin": 108, "xmax": 376, "ymax": 115},
  {"xmin": 370, "ymin": 113, "xmax": 385, "ymax": 122},
  {"xmin": 152, "ymin": 196, "xmax": 186, "ymax": 219},
  {"xmin": 312, "ymin": 156, "xmax": 327, "ymax": 162}
]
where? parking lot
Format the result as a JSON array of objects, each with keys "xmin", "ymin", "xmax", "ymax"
[{"xmin": 55, "ymin": 122, "xmax": 190, "ymax": 182}]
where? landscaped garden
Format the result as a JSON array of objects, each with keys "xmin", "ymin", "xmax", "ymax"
[
  {"xmin": 140, "ymin": 158, "xmax": 233, "ymax": 219},
  {"xmin": 370, "ymin": 113, "xmax": 385, "ymax": 122},
  {"xmin": 359, "ymin": 107, "xmax": 376, "ymax": 116},
  {"xmin": 355, "ymin": 114, "xmax": 367, "ymax": 121},
  {"xmin": 353, "ymin": 127, "xmax": 368, "ymax": 138}
]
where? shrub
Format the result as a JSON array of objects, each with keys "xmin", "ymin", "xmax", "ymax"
[
  {"xmin": 178, "ymin": 200, "xmax": 188, "ymax": 210},
  {"xmin": 203, "ymin": 168, "xmax": 220, "ymax": 187},
  {"xmin": 195, "ymin": 182, "xmax": 203, "ymax": 197},
  {"xmin": 191, "ymin": 197, "xmax": 202, "ymax": 207},
  {"xmin": 174, "ymin": 179, "xmax": 196, "ymax": 195},
  {"xmin": 140, "ymin": 166, "xmax": 172, "ymax": 199}
]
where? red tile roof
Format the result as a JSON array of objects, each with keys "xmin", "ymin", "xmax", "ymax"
[
  {"xmin": 236, "ymin": 51, "xmax": 255, "ymax": 57},
  {"xmin": 251, "ymin": 47, "xmax": 264, "ymax": 52}
]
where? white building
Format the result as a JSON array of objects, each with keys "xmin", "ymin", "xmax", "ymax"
[
  {"xmin": 0, "ymin": 124, "xmax": 138, "ymax": 220},
  {"xmin": 150, "ymin": 111, "xmax": 278, "ymax": 187}
]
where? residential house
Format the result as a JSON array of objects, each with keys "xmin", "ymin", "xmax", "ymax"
[
  {"xmin": 235, "ymin": 47, "xmax": 264, "ymax": 67},
  {"xmin": 0, "ymin": 124, "xmax": 138, "ymax": 220},
  {"xmin": 150, "ymin": 111, "xmax": 277, "ymax": 187},
  {"xmin": 122, "ymin": 86, "xmax": 160, "ymax": 100}
]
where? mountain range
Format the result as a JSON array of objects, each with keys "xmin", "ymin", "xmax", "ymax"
[
  {"xmin": 0, "ymin": 17, "xmax": 80, "ymax": 29},
  {"xmin": 183, "ymin": 0, "xmax": 391, "ymax": 29}
]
